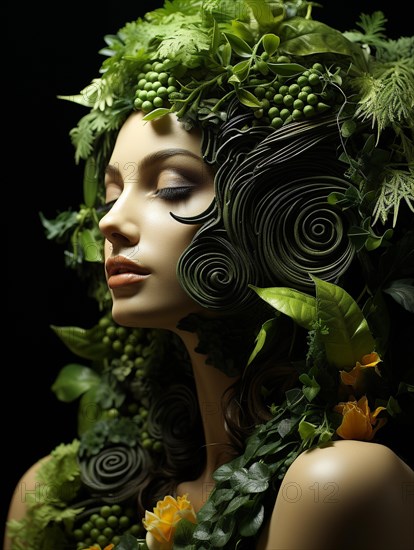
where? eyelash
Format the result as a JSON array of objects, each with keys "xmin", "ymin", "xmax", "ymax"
[
  {"xmin": 98, "ymin": 200, "xmax": 117, "ymax": 213},
  {"xmin": 155, "ymin": 186, "xmax": 193, "ymax": 201},
  {"xmin": 98, "ymin": 185, "xmax": 193, "ymax": 212}
]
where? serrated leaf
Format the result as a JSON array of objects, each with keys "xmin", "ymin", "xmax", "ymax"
[
  {"xmin": 51, "ymin": 364, "xmax": 100, "ymax": 403},
  {"xmin": 250, "ymin": 285, "xmax": 316, "ymax": 329},
  {"xmin": 51, "ymin": 324, "xmax": 108, "ymax": 360},
  {"xmin": 312, "ymin": 276, "xmax": 376, "ymax": 368}
]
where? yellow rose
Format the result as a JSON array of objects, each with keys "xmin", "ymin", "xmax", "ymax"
[
  {"xmin": 334, "ymin": 395, "xmax": 387, "ymax": 441},
  {"xmin": 339, "ymin": 352, "xmax": 382, "ymax": 393},
  {"xmin": 143, "ymin": 494, "xmax": 197, "ymax": 550}
]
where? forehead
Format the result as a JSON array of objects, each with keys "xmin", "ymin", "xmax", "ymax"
[{"xmin": 110, "ymin": 111, "xmax": 203, "ymax": 163}]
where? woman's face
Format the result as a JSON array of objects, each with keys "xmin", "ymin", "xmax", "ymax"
[{"xmin": 99, "ymin": 111, "xmax": 215, "ymax": 330}]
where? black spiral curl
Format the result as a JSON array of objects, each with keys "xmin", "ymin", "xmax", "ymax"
[
  {"xmin": 147, "ymin": 384, "xmax": 204, "ymax": 469},
  {"xmin": 79, "ymin": 444, "xmax": 150, "ymax": 503},
  {"xmin": 177, "ymin": 229, "xmax": 259, "ymax": 312},
  {"xmin": 253, "ymin": 175, "xmax": 355, "ymax": 289}
]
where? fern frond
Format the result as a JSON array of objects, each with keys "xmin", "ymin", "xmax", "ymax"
[
  {"xmin": 372, "ymin": 168, "xmax": 414, "ymax": 227},
  {"xmin": 354, "ymin": 59, "xmax": 414, "ymax": 135}
]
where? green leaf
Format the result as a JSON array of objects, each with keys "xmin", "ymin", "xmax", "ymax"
[
  {"xmin": 230, "ymin": 462, "xmax": 270, "ymax": 494},
  {"xmin": 298, "ymin": 418, "xmax": 317, "ymax": 442},
  {"xmin": 51, "ymin": 364, "xmax": 101, "ymax": 403},
  {"xmin": 236, "ymin": 88, "xmax": 263, "ymax": 108},
  {"xmin": 83, "ymin": 156, "xmax": 98, "ymax": 207},
  {"xmin": 299, "ymin": 373, "xmax": 320, "ymax": 401},
  {"xmin": 51, "ymin": 324, "xmax": 108, "ymax": 360},
  {"xmin": 278, "ymin": 18, "xmax": 359, "ymax": 57},
  {"xmin": 250, "ymin": 285, "xmax": 316, "ymax": 329},
  {"xmin": 245, "ymin": 0, "xmax": 283, "ymax": 29},
  {"xmin": 247, "ymin": 317, "xmax": 277, "ymax": 365},
  {"xmin": 80, "ymin": 228, "xmax": 103, "ymax": 262},
  {"xmin": 312, "ymin": 276, "xmax": 376, "ymax": 368},
  {"xmin": 77, "ymin": 385, "xmax": 105, "ymax": 435},
  {"xmin": 223, "ymin": 495, "xmax": 251, "ymax": 515},
  {"xmin": 239, "ymin": 501, "xmax": 264, "ymax": 537},
  {"xmin": 113, "ymin": 533, "xmax": 141, "ymax": 550},
  {"xmin": 210, "ymin": 514, "xmax": 236, "ymax": 547},
  {"xmin": 262, "ymin": 33, "xmax": 280, "ymax": 56},
  {"xmin": 173, "ymin": 517, "xmax": 197, "ymax": 549},
  {"xmin": 142, "ymin": 107, "xmax": 171, "ymax": 121},
  {"xmin": 231, "ymin": 59, "xmax": 251, "ymax": 82},
  {"xmin": 267, "ymin": 62, "xmax": 305, "ymax": 76},
  {"xmin": 224, "ymin": 32, "xmax": 252, "ymax": 57}
]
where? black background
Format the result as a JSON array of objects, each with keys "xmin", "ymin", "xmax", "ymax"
[{"xmin": 4, "ymin": 0, "xmax": 410, "ymax": 538}]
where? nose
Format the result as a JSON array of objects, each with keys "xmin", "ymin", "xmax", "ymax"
[{"xmin": 99, "ymin": 194, "xmax": 140, "ymax": 247}]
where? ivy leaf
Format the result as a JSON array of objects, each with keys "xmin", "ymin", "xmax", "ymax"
[
  {"xmin": 223, "ymin": 495, "xmax": 251, "ymax": 515},
  {"xmin": 239, "ymin": 501, "xmax": 264, "ymax": 537},
  {"xmin": 51, "ymin": 364, "xmax": 101, "ymax": 403},
  {"xmin": 112, "ymin": 533, "xmax": 141, "ymax": 550},
  {"xmin": 210, "ymin": 514, "xmax": 236, "ymax": 547},
  {"xmin": 173, "ymin": 517, "xmax": 197, "ymax": 549},
  {"xmin": 51, "ymin": 324, "xmax": 109, "ymax": 360},
  {"xmin": 299, "ymin": 373, "xmax": 321, "ymax": 401},
  {"xmin": 230, "ymin": 462, "xmax": 270, "ymax": 494},
  {"xmin": 312, "ymin": 276, "xmax": 376, "ymax": 368},
  {"xmin": 250, "ymin": 285, "xmax": 316, "ymax": 330}
]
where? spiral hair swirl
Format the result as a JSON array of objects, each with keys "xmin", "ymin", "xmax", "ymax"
[{"xmin": 176, "ymin": 113, "xmax": 356, "ymax": 313}]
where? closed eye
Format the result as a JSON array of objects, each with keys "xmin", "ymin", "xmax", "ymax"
[{"xmin": 155, "ymin": 187, "xmax": 193, "ymax": 201}]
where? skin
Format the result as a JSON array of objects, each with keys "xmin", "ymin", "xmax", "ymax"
[
  {"xmin": 4, "ymin": 112, "xmax": 414, "ymax": 550},
  {"xmin": 99, "ymin": 111, "xmax": 216, "ymax": 331}
]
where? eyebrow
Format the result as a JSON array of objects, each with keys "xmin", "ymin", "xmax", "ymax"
[{"xmin": 105, "ymin": 148, "xmax": 204, "ymax": 179}]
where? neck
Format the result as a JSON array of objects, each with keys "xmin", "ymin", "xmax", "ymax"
[
  {"xmin": 178, "ymin": 327, "xmax": 239, "ymax": 472},
  {"xmin": 174, "ymin": 326, "xmax": 239, "ymax": 508}
]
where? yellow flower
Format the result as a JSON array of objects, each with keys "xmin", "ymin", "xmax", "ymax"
[
  {"xmin": 334, "ymin": 395, "xmax": 387, "ymax": 441},
  {"xmin": 143, "ymin": 494, "xmax": 197, "ymax": 550},
  {"xmin": 339, "ymin": 352, "xmax": 382, "ymax": 393}
]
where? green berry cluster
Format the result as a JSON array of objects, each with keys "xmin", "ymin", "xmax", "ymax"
[
  {"xmin": 73, "ymin": 503, "xmax": 143, "ymax": 549},
  {"xmin": 133, "ymin": 59, "xmax": 179, "ymax": 113},
  {"xmin": 250, "ymin": 60, "xmax": 342, "ymax": 128}
]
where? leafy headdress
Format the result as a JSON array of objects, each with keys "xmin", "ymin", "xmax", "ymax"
[{"xmin": 8, "ymin": 1, "xmax": 414, "ymax": 550}]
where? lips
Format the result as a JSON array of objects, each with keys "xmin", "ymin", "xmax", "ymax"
[{"xmin": 106, "ymin": 256, "xmax": 150, "ymax": 289}]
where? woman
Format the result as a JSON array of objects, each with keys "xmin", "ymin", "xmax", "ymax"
[{"xmin": 5, "ymin": 1, "xmax": 414, "ymax": 549}]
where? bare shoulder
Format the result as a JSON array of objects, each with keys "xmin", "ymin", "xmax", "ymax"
[
  {"xmin": 257, "ymin": 440, "xmax": 414, "ymax": 550},
  {"xmin": 4, "ymin": 456, "xmax": 51, "ymax": 550}
]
